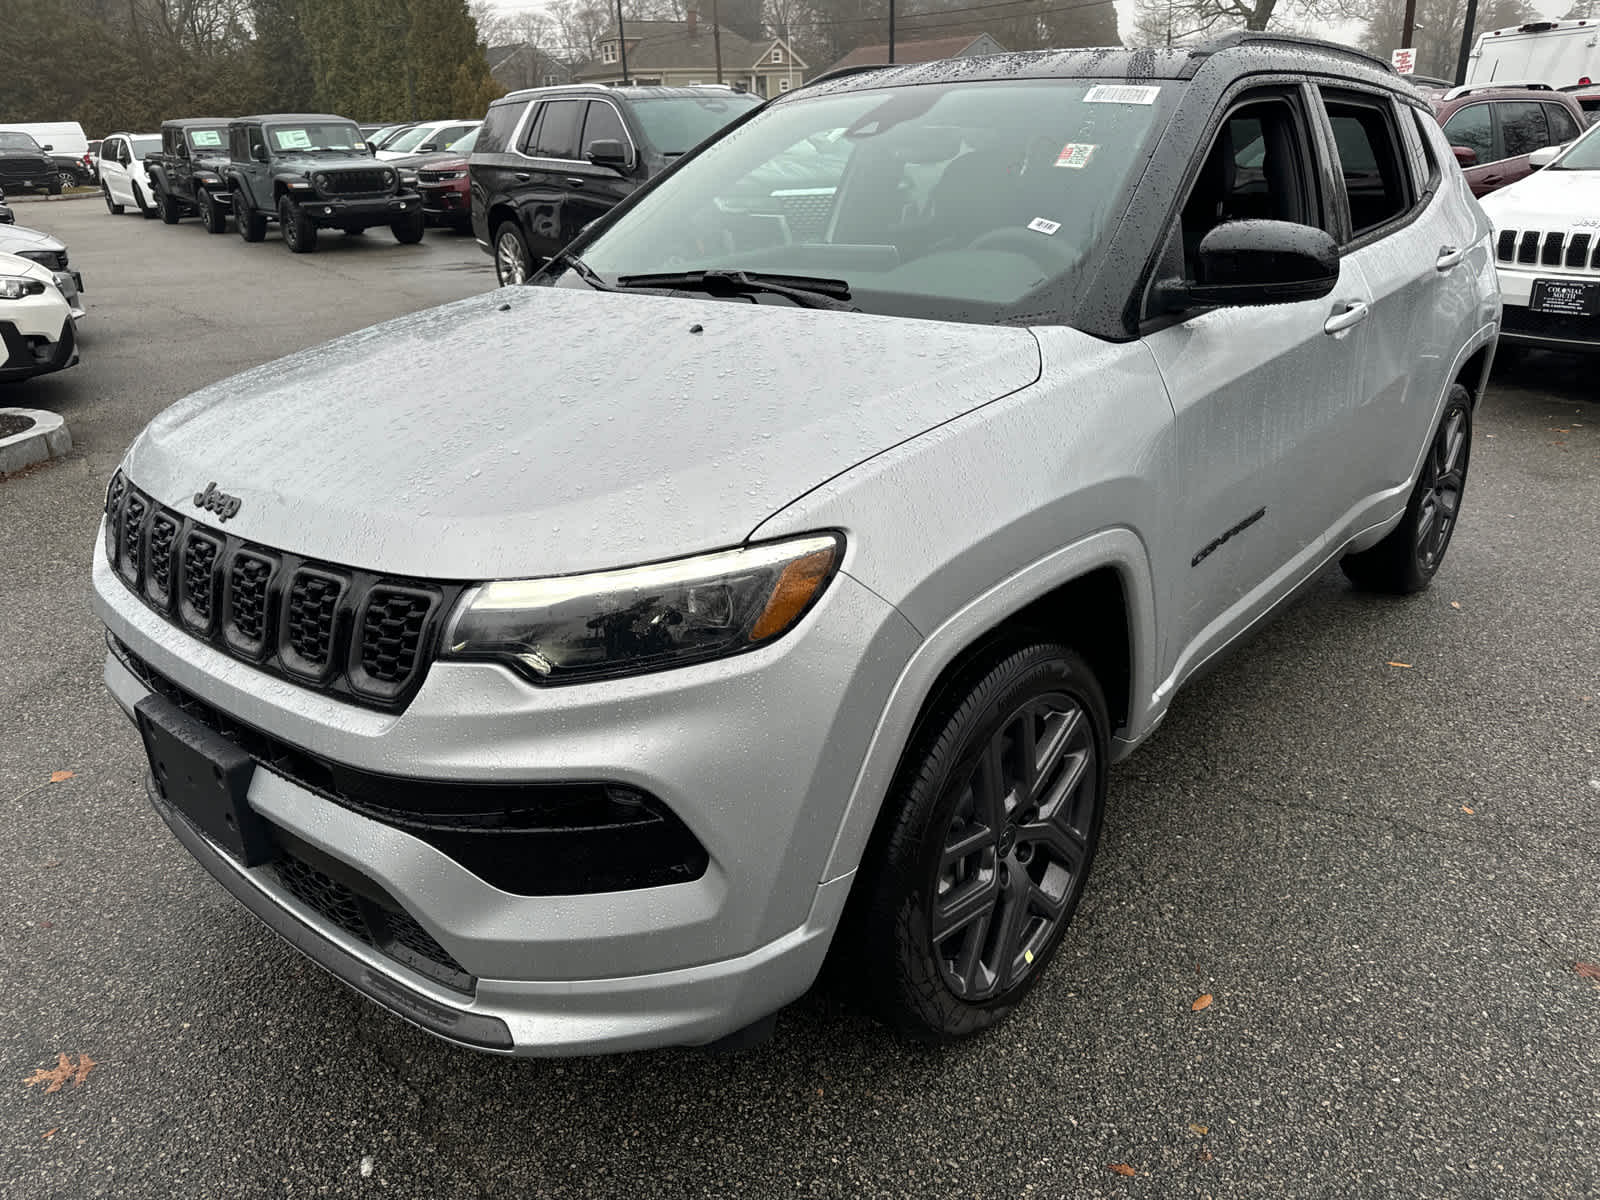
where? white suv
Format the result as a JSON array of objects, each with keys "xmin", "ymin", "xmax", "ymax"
[
  {"xmin": 98, "ymin": 132, "xmax": 162, "ymax": 218},
  {"xmin": 0, "ymin": 250, "xmax": 78, "ymax": 382}
]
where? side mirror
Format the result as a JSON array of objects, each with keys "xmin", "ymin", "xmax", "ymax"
[
  {"xmin": 586, "ymin": 138, "xmax": 630, "ymax": 169},
  {"xmin": 365, "ymin": 140, "xmax": 378, "ymax": 153},
  {"xmin": 252, "ymin": 144, "xmax": 269, "ymax": 163},
  {"xmin": 418, "ymin": 142, "xmax": 438, "ymax": 152},
  {"xmin": 1527, "ymin": 143, "xmax": 1563, "ymax": 169},
  {"xmin": 1451, "ymin": 145, "xmax": 1478, "ymax": 167},
  {"xmin": 1156, "ymin": 220, "xmax": 1339, "ymax": 312},
  {"xmin": 178, "ymin": 143, "xmax": 190, "ymax": 159},
  {"xmin": 41, "ymin": 143, "xmax": 53, "ymax": 152}
]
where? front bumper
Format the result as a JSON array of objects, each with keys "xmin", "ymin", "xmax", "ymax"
[
  {"xmin": 0, "ymin": 299, "xmax": 77, "ymax": 381},
  {"xmin": 419, "ymin": 185, "xmax": 469, "ymax": 224},
  {"xmin": 295, "ymin": 192, "xmax": 421, "ymax": 227},
  {"xmin": 93, "ymin": 530, "xmax": 920, "ymax": 1054},
  {"xmin": 1496, "ymin": 266, "xmax": 1600, "ymax": 352}
]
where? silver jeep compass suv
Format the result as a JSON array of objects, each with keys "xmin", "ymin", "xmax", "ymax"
[{"xmin": 94, "ymin": 33, "xmax": 1500, "ymax": 1055}]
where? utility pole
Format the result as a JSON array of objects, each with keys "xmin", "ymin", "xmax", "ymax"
[
  {"xmin": 888, "ymin": 0, "xmax": 896, "ymax": 62},
  {"xmin": 615, "ymin": 0, "xmax": 630, "ymax": 84},
  {"xmin": 712, "ymin": 0, "xmax": 724, "ymax": 84},
  {"xmin": 1400, "ymin": 0, "xmax": 1418, "ymax": 51},
  {"xmin": 1455, "ymin": 0, "xmax": 1480, "ymax": 84}
]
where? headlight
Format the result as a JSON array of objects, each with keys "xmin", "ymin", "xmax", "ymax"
[
  {"xmin": 398, "ymin": 171, "xmax": 418, "ymax": 187},
  {"xmin": 0, "ymin": 275, "xmax": 46, "ymax": 299},
  {"xmin": 383, "ymin": 169, "xmax": 396, "ymax": 186},
  {"xmin": 312, "ymin": 172, "xmax": 329, "ymax": 190},
  {"xmin": 442, "ymin": 534, "xmax": 842, "ymax": 684}
]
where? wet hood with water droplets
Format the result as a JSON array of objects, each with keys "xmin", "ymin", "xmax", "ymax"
[{"xmin": 124, "ymin": 286, "xmax": 1041, "ymax": 580}]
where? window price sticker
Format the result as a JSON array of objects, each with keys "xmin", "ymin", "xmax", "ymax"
[
  {"xmin": 1084, "ymin": 84, "xmax": 1161, "ymax": 105},
  {"xmin": 1055, "ymin": 143, "xmax": 1096, "ymax": 169}
]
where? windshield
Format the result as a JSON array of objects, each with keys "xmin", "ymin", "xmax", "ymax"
[
  {"xmin": 265, "ymin": 122, "xmax": 367, "ymax": 154},
  {"xmin": 630, "ymin": 95, "xmax": 762, "ymax": 155},
  {"xmin": 385, "ymin": 125, "xmax": 446, "ymax": 153},
  {"xmin": 187, "ymin": 127, "xmax": 227, "ymax": 152},
  {"xmin": 373, "ymin": 124, "xmax": 416, "ymax": 148},
  {"xmin": 130, "ymin": 135, "xmax": 161, "ymax": 160},
  {"xmin": 0, "ymin": 131, "xmax": 43, "ymax": 152},
  {"xmin": 575, "ymin": 80, "xmax": 1173, "ymax": 324},
  {"xmin": 1551, "ymin": 122, "xmax": 1600, "ymax": 169}
]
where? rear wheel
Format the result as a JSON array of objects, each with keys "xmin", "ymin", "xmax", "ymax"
[
  {"xmin": 1341, "ymin": 384, "xmax": 1472, "ymax": 594},
  {"xmin": 847, "ymin": 642, "xmax": 1109, "ymax": 1041},
  {"xmin": 493, "ymin": 221, "xmax": 530, "ymax": 285},
  {"xmin": 391, "ymin": 209, "xmax": 425, "ymax": 245},
  {"xmin": 234, "ymin": 191, "xmax": 266, "ymax": 242},
  {"xmin": 157, "ymin": 187, "xmax": 180, "ymax": 223},
  {"xmin": 102, "ymin": 184, "xmax": 124, "ymax": 215},
  {"xmin": 199, "ymin": 190, "xmax": 226, "ymax": 234},
  {"xmin": 279, "ymin": 195, "xmax": 317, "ymax": 253}
]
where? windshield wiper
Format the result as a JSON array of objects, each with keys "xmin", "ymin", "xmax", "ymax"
[
  {"xmin": 549, "ymin": 250, "xmax": 619, "ymax": 292},
  {"xmin": 613, "ymin": 269, "xmax": 856, "ymax": 311}
]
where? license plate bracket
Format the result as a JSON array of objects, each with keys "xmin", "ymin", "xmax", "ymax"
[
  {"xmin": 1530, "ymin": 278, "xmax": 1600, "ymax": 316},
  {"xmin": 136, "ymin": 694, "xmax": 274, "ymax": 867}
]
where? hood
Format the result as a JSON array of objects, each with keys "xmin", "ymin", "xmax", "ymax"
[
  {"xmin": 0, "ymin": 250, "xmax": 56, "ymax": 284},
  {"xmin": 124, "ymin": 287, "xmax": 1041, "ymax": 581},
  {"xmin": 391, "ymin": 150, "xmax": 462, "ymax": 169},
  {"xmin": 1480, "ymin": 167, "xmax": 1600, "ymax": 230},
  {"xmin": 273, "ymin": 153, "xmax": 380, "ymax": 172},
  {"xmin": 0, "ymin": 224, "xmax": 64, "ymax": 254}
]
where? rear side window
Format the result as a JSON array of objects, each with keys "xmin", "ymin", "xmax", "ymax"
[
  {"xmin": 1498, "ymin": 101, "xmax": 1549, "ymax": 158},
  {"xmin": 1545, "ymin": 103, "xmax": 1581, "ymax": 144},
  {"xmin": 476, "ymin": 100, "xmax": 527, "ymax": 155},
  {"xmin": 1440, "ymin": 104, "xmax": 1493, "ymax": 162},
  {"xmin": 531, "ymin": 100, "xmax": 582, "ymax": 159},
  {"xmin": 1321, "ymin": 94, "xmax": 1412, "ymax": 239}
]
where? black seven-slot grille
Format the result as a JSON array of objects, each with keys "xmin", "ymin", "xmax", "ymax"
[
  {"xmin": 1496, "ymin": 227, "xmax": 1600, "ymax": 271},
  {"xmin": 320, "ymin": 168, "xmax": 393, "ymax": 197},
  {"xmin": 105, "ymin": 472, "xmax": 463, "ymax": 710}
]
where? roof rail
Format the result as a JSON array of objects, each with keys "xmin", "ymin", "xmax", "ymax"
[
  {"xmin": 798, "ymin": 63, "xmax": 894, "ymax": 90},
  {"xmin": 1191, "ymin": 30, "xmax": 1395, "ymax": 74},
  {"xmin": 1441, "ymin": 80, "xmax": 1554, "ymax": 100}
]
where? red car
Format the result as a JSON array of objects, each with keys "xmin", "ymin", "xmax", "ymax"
[
  {"xmin": 1432, "ymin": 83, "xmax": 1588, "ymax": 196},
  {"xmin": 390, "ymin": 127, "xmax": 475, "ymax": 231}
]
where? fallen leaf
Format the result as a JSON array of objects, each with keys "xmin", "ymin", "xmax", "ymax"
[
  {"xmin": 1387, "ymin": 661, "xmax": 1413, "ymax": 669},
  {"xmin": 1450, "ymin": 601, "xmax": 1461, "ymax": 610},
  {"xmin": 1575, "ymin": 962, "xmax": 1600, "ymax": 981},
  {"xmin": 48, "ymin": 771, "xmax": 74, "ymax": 784},
  {"xmin": 1107, "ymin": 1163, "xmax": 1137, "ymax": 1177},
  {"xmin": 23, "ymin": 1053, "xmax": 95, "ymax": 1094},
  {"xmin": 41, "ymin": 859, "xmax": 61, "ymax": 870},
  {"xmin": 42, "ymin": 1128, "xmax": 57, "ymax": 1140},
  {"xmin": 1197, "ymin": 1149, "xmax": 1214, "ymax": 1163},
  {"xmin": 1189, "ymin": 1123, "xmax": 1209, "ymax": 1135},
  {"xmin": 1461, "ymin": 806, "xmax": 1475, "ymax": 814},
  {"xmin": 1192, "ymin": 993, "xmax": 1214, "ymax": 1012}
]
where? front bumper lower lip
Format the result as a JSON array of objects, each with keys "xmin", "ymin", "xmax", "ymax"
[{"xmin": 300, "ymin": 195, "xmax": 419, "ymax": 225}]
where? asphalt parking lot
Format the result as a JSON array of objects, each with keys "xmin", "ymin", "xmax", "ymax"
[{"xmin": 2, "ymin": 196, "xmax": 1598, "ymax": 1199}]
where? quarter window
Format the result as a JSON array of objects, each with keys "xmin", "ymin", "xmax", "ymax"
[
  {"xmin": 532, "ymin": 100, "xmax": 582, "ymax": 159},
  {"xmin": 1441, "ymin": 104, "xmax": 1493, "ymax": 163},
  {"xmin": 1498, "ymin": 101, "xmax": 1549, "ymax": 158},
  {"xmin": 1322, "ymin": 95, "xmax": 1412, "ymax": 239}
]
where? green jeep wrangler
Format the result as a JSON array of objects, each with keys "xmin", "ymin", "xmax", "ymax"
[{"xmin": 223, "ymin": 113, "xmax": 425, "ymax": 253}]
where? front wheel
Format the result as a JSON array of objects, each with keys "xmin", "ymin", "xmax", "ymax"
[
  {"xmin": 102, "ymin": 184, "xmax": 124, "ymax": 216},
  {"xmin": 234, "ymin": 191, "xmax": 266, "ymax": 242},
  {"xmin": 47, "ymin": 175, "xmax": 63, "ymax": 196},
  {"xmin": 1341, "ymin": 384, "xmax": 1473, "ymax": 594},
  {"xmin": 391, "ymin": 209, "xmax": 425, "ymax": 245},
  {"xmin": 846, "ymin": 642, "xmax": 1109, "ymax": 1041},
  {"xmin": 278, "ymin": 196, "xmax": 317, "ymax": 253},
  {"xmin": 199, "ymin": 191, "xmax": 227, "ymax": 234},
  {"xmin": 493, "ymin": 221, "xmax": 531, "ymax": 285}
]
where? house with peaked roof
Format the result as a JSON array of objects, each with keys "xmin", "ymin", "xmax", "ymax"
[
  {"xmin": 827, "ymin": 32, "xmax": 1005, "ymax": 73},
  {"xmin": 574, "ymin": 12, "xmax": 807, "ymax": 98},
  {"xmin": 488, "ymin": 44, "xmax": 575, "ymax": 93}
]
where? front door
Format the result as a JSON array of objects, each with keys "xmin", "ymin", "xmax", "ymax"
[
  {"xmin": 1143, "ymin": 88, "xmax": 1372, "ymax": 688},
  {"xmin": 557, "ymin": 100, "xmax": 642, "ymax": 247}
]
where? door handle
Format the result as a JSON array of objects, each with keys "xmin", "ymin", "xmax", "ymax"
[
  {"xmin": 566, "ymin": 177, "xmax": 586, "ymax": 188},
  {"xmin": 514, "ymin": 171, "xmax": 531, "ymax": 182},
  {"xmin": 1323, "ymin": 300, "xmax": 1370, "ymax": 335},
  {"xmin": 1435, "ymin": 245, "xmax": 1465, "ymax": 270}
]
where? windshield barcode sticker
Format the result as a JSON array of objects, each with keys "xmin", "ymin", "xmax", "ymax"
[
  {"xmin": 1084, "ymin": 85, "xmax": 1161, "ymax": 105},
  {"xmin": 1055, "ymin": 143, "xmax": 1096, "ymax": 169},
  {"xmin": 1028, "ymin": 217, "xmax": 1062, "ymax": 235}
]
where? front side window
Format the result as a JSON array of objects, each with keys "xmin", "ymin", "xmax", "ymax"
[
  {"xmin": 1322, "ymin": 94, "xmax": 1412, "ymax": 238},
  {"xmin": 575, "ymin": 80, "xmax": 1175, "ymax": 324},
  {"xmin": 1441, "ymin": 103, "xmax": 1494, "ymax": 162},
  {"xmin": 581, "ymin": 102, "xmax": 628, "ymax": 155},
  {"xmin": 1498, "ymin": 101, "xmax": 1550, "ymax": 158}
]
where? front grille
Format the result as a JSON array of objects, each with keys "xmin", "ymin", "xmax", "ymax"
[
  {"xmin": 1496, "ymin": 229, "xmax": 1516, "ymax": 262},
  {"xmin": 319, "ymin": 169, "xmax": 392, "ymax": 197},
  {"xmin": 114, "ymin": 640, "xmax": 711, "ymax": 896},
  {"xmin": 1569, "ymin": 234, "xmax": 1593, "ymax": 270},
  {"xmin": 272, "ymin": 841, "xmax": 475, "ymax": 994},
  {"xmin": 105, "ymin": 473, "xmax": 461, "ymax": 710},
  {"xmin": 1542, "ymin": 232, "xmax": 1565, "ymax": 266},
  {"xmin": 417, "ymin": 168, "xmax": 462, "ymax": 184},
  {"xmin": 1498, "ymin": 227, "xmax": 1600, "ymax": 274},
  {"xmin": 1518, "ymin": 230, "xmax": 1540, "ymax": 264}
]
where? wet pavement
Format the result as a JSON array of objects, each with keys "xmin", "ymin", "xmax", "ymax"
[{"xmin": 2, "ymin": 200, "xmax": 1597, "ymax": 1198}]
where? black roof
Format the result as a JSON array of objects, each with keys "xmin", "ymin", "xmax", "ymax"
[
  {"xmin": 803, "ymin": 33, "xmax": 1405, "ymax": 99},
  {"xmin": 230, "ymin": 114, "xmax": 355, "ymax": 125},
  {"xmin": 161, "ymin": 117, "xmax": 231, "ymax": 128}
]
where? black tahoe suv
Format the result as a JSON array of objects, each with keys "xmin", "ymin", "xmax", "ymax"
[
  {"xmin": 223, "ymin": 113, "xmax": 425, "ymax": 253},
  {"xmin": 471, "ymin": 84, "xmax": 760, "ymax": 285},
  {"xmin": 147, "ymin": 119, "xmax": 233, "ymax": 231}
]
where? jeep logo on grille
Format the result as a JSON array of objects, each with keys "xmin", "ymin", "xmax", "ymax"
[{"xmin": 193, "ymin": 482, "xmax": 242, "ymax": 522}]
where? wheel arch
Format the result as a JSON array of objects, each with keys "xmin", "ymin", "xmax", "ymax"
[
  {"xmin": 1455, "ymin": 341, "xmax": 1493, "ymax": 407},
  {"xmin": 487, "ymin": 201, "xmax": 520, "ymax": 238},
  {"xmin": 819, "ymin": 528, "xmax": 1157, "ymax": 883}
]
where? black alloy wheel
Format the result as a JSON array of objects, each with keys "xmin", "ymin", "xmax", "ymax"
[
  {"xmin": 278, "ymin": 195, "xmax": 317, "ymax": 253},
  {"xmin": 234, "ymin": 191, "xmax": 265, "ymax": 242},
  {"xmin": 200, "ymin": 191, "xmax": 226, "ymax": 234},
  {"xmin": 1341, "ymin": 383, "xmax": 1473, "ymax": 594},
  {"xmin": 102, "ymin": 184, "xmax": 123, "ymax": 215},
  {"xmin": 494, "ymin": 222, "xmax": 530, "ymax": 285},
  {"xmin": 846, "ymin": 642, "xmax": 1109, "ymax": 1041}
]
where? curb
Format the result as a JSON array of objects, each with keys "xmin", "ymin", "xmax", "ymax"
[
  {"xmin": 6, "ymin": 191, "xmax": 100, "ymax": 204},
  {"xmin": 0, "ymin": 408, "xmax": 73, "ymax": 476}
]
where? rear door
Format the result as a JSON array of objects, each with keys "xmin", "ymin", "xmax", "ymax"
[
  {"xmin": 516, "ymin": 98, "xmax": 583, "ymax": 259},
  {"xmin": 1142, "ymin": 84, "xmax": 1373, "ymax": 682},
  {"xmin": 469, "ymin": 96, "xmax": 534, "ymax": 243},
  {"xmin": 100, "ymin": 137, "xmax": 128, "ymax": 203}
]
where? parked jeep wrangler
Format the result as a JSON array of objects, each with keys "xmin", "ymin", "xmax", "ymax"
[
  {"xmin": 223, "ymin": 114, "xmax": 425, "ymax": 252},
  {"xmin": 146, "ymin": 119, "xmax": 234, "ymax": 232}
]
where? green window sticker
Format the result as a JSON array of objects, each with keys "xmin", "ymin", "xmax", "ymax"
[
  {"xmin": 190, "ymin": 129, "xmax": 223, "ymax": 147},
  {"xmin": 273, "ymin": 129, "xmax": 313, "ymax": 150}
]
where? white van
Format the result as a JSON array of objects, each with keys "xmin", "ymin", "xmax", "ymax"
[
  {"xmin": 0, "ymin": 121, "xmax": 90, "ymax": 159},
  {"xmin": 1465, "ymin": 19, "xmax": 1600, "ymax": 88}
]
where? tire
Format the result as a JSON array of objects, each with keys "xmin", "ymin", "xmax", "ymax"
[
  {"xmin": 157, "ymin": 188, "xmax": 180, "ymax": 224},
  {"xmin": 1341, "ymin": 384, "xmax": 1472, "ymax": 594},
  {"xmin": 846, "ymin": 642, "xmax": 1109, "ymax": 1042},
  {"xmin": 493, "ymin": 221, "xmax": 531, "ymax": 285},
  {"xmin": 102, "ymin": 184, "xmax": 124, "ymax": 216},
  {"xmin": 278, "ymin": 195, "xmax": 317, "ymax": 253},
  {"xmin": 391, "ymin": 209, "xmax": 425, "ymax": 245},
  {"xmin": 47, "ymin": 175, "xmax": 63, "ymax": 196},
  {"xmin": 199, "ymin": 191, "xmax": 226, "ymax": 234},
  {"xmin": 234, "ymin": 191, "xmax": 266, "ymax": 243}
]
